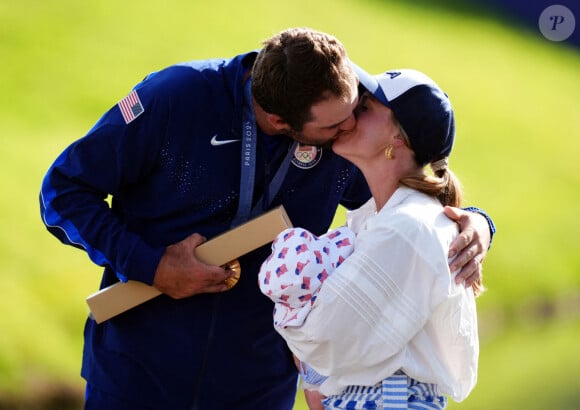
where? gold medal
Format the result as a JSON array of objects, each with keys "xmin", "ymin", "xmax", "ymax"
[{"xmin": 223, "ymin": 259, "xmax": 241, "ymax": 289}]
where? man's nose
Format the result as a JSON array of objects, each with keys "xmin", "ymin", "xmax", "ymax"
[{"xmin": 339, "ymin": 114, "xmax": 356, "ymax": 132}]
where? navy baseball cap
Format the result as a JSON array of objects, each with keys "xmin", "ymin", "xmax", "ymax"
[{"xmin": 352, "ymin": 63, "xmax": 455, "ymax": 166}]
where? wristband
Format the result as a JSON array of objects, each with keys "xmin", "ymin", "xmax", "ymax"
[{"xmin": 463, "ymin": 206, "xmax": 496, "ymax": 248}]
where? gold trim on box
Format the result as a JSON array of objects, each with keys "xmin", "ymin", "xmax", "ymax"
[{"xmin": 224, "ymin": 259, "xmax": 241, "ymax": 289}]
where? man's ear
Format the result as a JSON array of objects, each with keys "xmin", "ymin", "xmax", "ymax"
[{"xmin": 266, "ymin": 113, "xmax": 290, "ymax": 132}]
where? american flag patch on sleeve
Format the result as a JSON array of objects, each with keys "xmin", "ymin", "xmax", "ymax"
[{"xmin": 118, "ymin": 90, "xmax": 144, "ymax": 124}]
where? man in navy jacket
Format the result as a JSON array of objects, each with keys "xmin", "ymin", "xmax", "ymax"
[{"xmin": 40, "ymin": 27, "xmax": 494, "ymax": 409}]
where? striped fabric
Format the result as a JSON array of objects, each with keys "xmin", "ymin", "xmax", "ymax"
[
  {"xmin": 321, "ymin": 372, "xmax": 447, "ymax": 410},
  {"xmin": 382, "ymin": 373, "xmax": 408, "ymax": 408},
  {"xmin": 322, "ymin": 384, "xmax": 382, "ymax": 409}
]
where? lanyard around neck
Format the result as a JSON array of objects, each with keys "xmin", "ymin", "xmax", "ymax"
[{"xmin": 231, "ymin": 79, "xmax": 297, "ymax": 228}]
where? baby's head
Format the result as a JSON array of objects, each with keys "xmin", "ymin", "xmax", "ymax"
[{"xmin": 258, "ymin": 227, "xmax": 355, "ymax": 327}]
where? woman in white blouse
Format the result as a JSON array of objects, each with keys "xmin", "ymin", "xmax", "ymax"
[{"xmin": 269, "ymin": 68, "xmax": 484, "ymax": 409}]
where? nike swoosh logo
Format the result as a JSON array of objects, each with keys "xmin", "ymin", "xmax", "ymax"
[{"xmin": 210, "ymin": 135, "xmax": 241, "ymax": 146}]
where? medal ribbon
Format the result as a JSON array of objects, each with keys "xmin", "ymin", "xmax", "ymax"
[{"xmin": 231, "ymin": 79, "xmax": 297, "ymax": 228}]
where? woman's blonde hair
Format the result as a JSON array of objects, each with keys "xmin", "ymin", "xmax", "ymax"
[{"xmin": 397, "ymin": 126, "xmax": 484, "ymax": 296}]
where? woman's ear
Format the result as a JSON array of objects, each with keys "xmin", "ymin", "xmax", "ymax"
[{"xmin": 392, "ymin": 133, "xmax": 407, "ymax": 147}]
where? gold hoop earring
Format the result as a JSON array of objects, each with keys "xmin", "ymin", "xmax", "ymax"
[{"xmin": 384, "ymin": 146, "xmax": 394, "ymax": 160}]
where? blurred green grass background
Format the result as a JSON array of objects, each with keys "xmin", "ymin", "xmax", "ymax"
[{"xmin": 1, "ymin": 0, "xmax": 579, "ymax": 408}]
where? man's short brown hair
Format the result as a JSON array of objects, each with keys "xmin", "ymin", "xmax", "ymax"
[{"xmin": 251, "ymin": 27, "xmax": 356, "ymax": 131}]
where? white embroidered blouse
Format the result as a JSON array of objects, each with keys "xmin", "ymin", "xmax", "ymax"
[{"xmin": 278, "ymin": 187, "xmax": 479, "ymax": 402}]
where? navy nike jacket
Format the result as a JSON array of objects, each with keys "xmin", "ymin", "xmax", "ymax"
[{"xmin": 39, "ymin": 51, "xmax": 372, "ymax": 409}]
